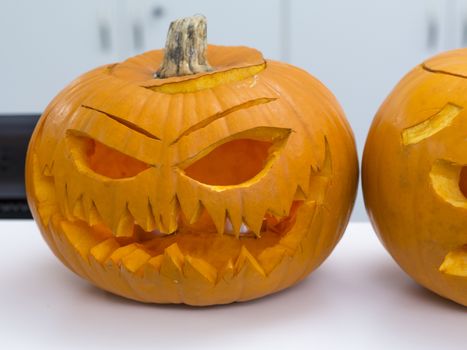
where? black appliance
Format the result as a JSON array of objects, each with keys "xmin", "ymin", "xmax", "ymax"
[{"xmin": 0, "ymin": 114, "xmax": 40, "ymax": 218}]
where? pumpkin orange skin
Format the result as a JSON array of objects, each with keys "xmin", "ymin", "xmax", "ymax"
[
  {"xmin": 363, "ymin": 49, "xmax": 467, "ymax": 306},
  {"xmin": 26, "ymin": 45, "xmax": 358, "ymax": 305}
]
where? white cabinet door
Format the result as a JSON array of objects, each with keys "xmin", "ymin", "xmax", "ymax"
[
  {"xmin": 449, "ymin": 0, "xmax": 467, "ymax": 49},
  {"xmin": 289, "ymin": 0, "xmax": 447, "ymax": 220},
  {"xmin": 119, "ymin": 0, "xmax": 284, "ymax": 61},
  {"xmin": 0, "ymin": 0, "xmax": 119, "ymax": 113}
]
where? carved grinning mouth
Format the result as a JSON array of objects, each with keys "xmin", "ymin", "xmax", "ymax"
[
  {"xmin": 46, "ymin": 192, "xmax": 313, "ymax": 280},
  {"xmin": 58, "ymin": 196, "xmax": 305, "ymax": 275}
]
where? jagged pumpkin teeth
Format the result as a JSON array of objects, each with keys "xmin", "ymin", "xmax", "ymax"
[{"xmin": 26, "ymin": 15, "xmax": 357, "ymax": 305}]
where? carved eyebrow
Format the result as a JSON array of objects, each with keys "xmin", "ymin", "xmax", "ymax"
[
  {"xmin": 401, "ymin": 103, "xmax": 463, "ymax": 146},
  {"xmin": 170, "ymin": 97, "xmax": 277, "ymax": 145},
  {"xmin": 81, "ymin": 105, "xmax": 161, "ymax": 140}
]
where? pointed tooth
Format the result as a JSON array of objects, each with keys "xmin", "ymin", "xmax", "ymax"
[
  {"xmin": 224, "ymin": 193, "xmax": 243, "ymax": 235},
  {"xmin": 128, "ymin": 197, "xmax": 155, "ymax": 232},
  {"xmin": 184, "ymin": 255, "xmax": 217, "ymax": 284},
  {"xmin": 90, "ymin": 238, "xmax": 120, "ymax": 263},
  {"xmin": 319, "ymin": 138, "xmax": 332, "ymax": 176},
  {"xmin": 220, "ymin": 259, "xmax": 234, "ymax": 281},
  {"xmin": 142, "ymin": 212, "xmax": 157, "ymax": 233},
  {"xmin": 178, "ymin": 195, "xmax": 204, "ymax": 224},
  {"xmin": 89, "ymin": 201, "xmax": 102, "ymax": 226},
  {"xmin": 258, "ymin": 245, "xmax": 288, "ymax": 274},
  {"xmin": 307, "ymin": 139, "xmax": 332, "ymax": 203},
  {"xmin": 148, "ymin": 198, "xmax": 162, "ymax": 232},
  {"xmin": 72, "ymin": 196, "xmax": 86, "ymax": 221},
  {"xmin": 309, "ymin": 136, "xmax": 328, "ymax": 174},
  {"xmin": 189, "ymin": 201, "xmax": 204, "ymax": 224},
  {"xmin": 147, "ymin": 255, "xmax": 164, "ymax": 271},
  {"xmin": 142, "ymin": 255, "xmax": 164, "ymax": 279},
  {"xmin": 79, "ymin": 195, "xmax": 93, "ymax": 221},
  {"xmin": 144, "ymin": 198, "xmax": 157, "ymax": 231},
  {"xmin": 162, "ymin": 215, "xmax": 178, "ymax": 234},
  {"xmin": 296, "ymin": 165, "xmax": 311, "ymax": 197},
  {"xmin": 307, "ymin": 176, "xmax": 330, "ymax": 204},
  {"xmin": 242, "ymin": 197, "xmax": 268, "ymax": 236},
  {"xmin": 226, "ymin": 209, "xmax": 242, "ymax": 237},
  {"xmin": 160, "ymin": 243, "xmax": 184, "ymax": 281},
  {"xmin": 243, "ymin": 215, "xmax": 263, "ymax": 238},
  {"xmin": 268, "ymin": 169, "xmax": 298, "ymax": 218},
  {"xmin": 202, "ymin": 201, "xmax": 225, "ymax": 234},
  {"xmin": 159, "ymin": 197, "xmax": 179, "ymax": 234},
  {"xmin": 121, "ymin": 248, "xmax": 152, "ymax": 273},
  {"xmin": 224, "ymin": 217, "xmax": 234, "ymax": 233},
  {"xmin": 86, "ymin": 199, "xmax": 103, "ymax": 226},
  {"xmin": 164, "ymin": 243, "xmax": 184, "ymax": 268},
  {"xmin": 293, "ymin": 185, "xmax": 308, "ymax": 201},
  {"xmin": 224, "ymin": 216, "xmax": 241, "ymax": 238},
  {"xmin": 114, "ymin": 207, "xmax": 134, "ymax": 237},
  {"xmin": 234, "ymin": 246, "xmax": 265, "ymax": 277},
  {"xmin": 106, "ymin": 243, "xmax": 139, "ymax": 265},
  {"xmin": 176, "ymin": 176, "xmax": 201, "ymax": 223}
]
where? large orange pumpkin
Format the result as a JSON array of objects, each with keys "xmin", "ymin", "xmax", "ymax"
[
  {"xmin": 363, "ymin": 49, "xmax": 467, "ymax": 306},
  {"xmin": 26, "ymin": 15, "xmax": 358, "ymax": 305}
]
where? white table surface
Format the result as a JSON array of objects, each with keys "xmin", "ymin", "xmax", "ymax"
[{"xmin": 0, "ymin": 220, "xmax": 465, "ymax": 350}]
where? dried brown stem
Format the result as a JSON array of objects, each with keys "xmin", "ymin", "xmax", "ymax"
[{"xmin": 155, "ymin": 15, "xmax": 212, "ymax": 78}]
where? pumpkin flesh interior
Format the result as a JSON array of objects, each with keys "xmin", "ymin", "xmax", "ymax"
[
  {"xmin": 183, "ymin": 139, "xmax": 272, "ymax": 186},
  {"xmin": 86, "ymin": 139, "xmax": 150, "ymax": 179}
]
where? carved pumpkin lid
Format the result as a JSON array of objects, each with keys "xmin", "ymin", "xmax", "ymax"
[
  {"xmin": 109, "ymin": 14, "xmax": 265, "ymax": 93},
  {"xmin": 111, "ymin": 45, "xmax": 265, "ymax": 88},
  {"xmin": 423, "ymin": 48, "xmax": 467, "ymax": 78}
]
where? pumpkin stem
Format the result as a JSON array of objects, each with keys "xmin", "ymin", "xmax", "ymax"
[{"xmin": 155, "ymin": 15, "xmax": 213, "ymax": 78}]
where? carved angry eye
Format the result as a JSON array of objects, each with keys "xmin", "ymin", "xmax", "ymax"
[
  {"xmin": 179, "ymin": 127, "xmax": 291, "ymax": 186},
  {"xmin": 67, "ymin": 134, "xmax": 150, "ymax": 179}
]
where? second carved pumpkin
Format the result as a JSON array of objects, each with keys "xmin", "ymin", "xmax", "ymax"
[{"xmin": 363, "ymin": 49, "xmax": 467, "ymax": 306}]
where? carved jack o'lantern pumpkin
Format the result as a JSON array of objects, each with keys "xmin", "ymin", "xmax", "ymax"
[
  {"xmin": 26, "ymin": 16, "xmax": 358, "ymax": 305},
  {"xmin": 363, "ymin": 49, "xmax": 467, "ymax": 306}
]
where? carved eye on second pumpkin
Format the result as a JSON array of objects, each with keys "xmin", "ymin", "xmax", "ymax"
[{"xmin": 179, "ymin": 127, "xmax": 291, "ymax": 186}]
